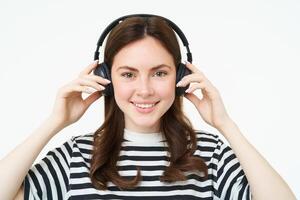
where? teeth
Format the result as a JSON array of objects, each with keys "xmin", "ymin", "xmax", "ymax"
[{"xmin": 134, "ymin": 103, "xmax": 156, "ymax": 108}]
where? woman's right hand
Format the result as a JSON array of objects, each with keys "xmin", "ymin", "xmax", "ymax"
[{"xmin": 48, "ymin": 60, "xmax": 111, "ymax": 128}]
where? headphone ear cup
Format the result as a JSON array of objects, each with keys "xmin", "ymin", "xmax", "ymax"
[
  {"xmin": 93, "ymin": 62, "xmax": 113, "ymax": 96},
  {"xmin": 176, "ymin": 63, "xmax": 192, "ymax": 96}
]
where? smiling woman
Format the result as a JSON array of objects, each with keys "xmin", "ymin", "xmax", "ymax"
[
  {"xmin": 0, "ymin": 14, "xmax": 296, "ymax": 200},
  {"xmin": 89, "ymin": 16, "xmax": 211, "ymax": 192}
]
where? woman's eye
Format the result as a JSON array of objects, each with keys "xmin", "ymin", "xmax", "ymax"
[
  {"xmin": 120, "ymin": 71, "xmax": 168, "ymax": 78},
  {"xmin": 121, "ymin": 72, "xmax": 134, "ymax": 78},
  {"xmin": 154, "ymin": 71, "xmax": 168, "ymax": 77}
]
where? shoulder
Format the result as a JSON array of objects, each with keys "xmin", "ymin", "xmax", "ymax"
[
  {"xmin": 65, "ymin": 132, "xmax": 94, "ymax": 153},
  {"xmin": 194, "ymin": 130, "xmax": 240, "ymax": 165},
  {"xmin": 194, "ymin": 129, "xmax": 224, "ymax": 146},
  {"xmin": 71, "ymin": 132, "xmax": 94, "ymax": 143},
  {"xmin": 193, "ymin": 129, "xmax": 227, "ymax": 161}
]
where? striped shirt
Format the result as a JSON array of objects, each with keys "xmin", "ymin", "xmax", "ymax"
[{"xmin": 23, "ymin": 128, "xmax": 252, "ymax": 199}]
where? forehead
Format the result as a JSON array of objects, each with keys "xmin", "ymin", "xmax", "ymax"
[{"xmin": 111, "ymin": 36, "xmax": 175, "ymax": 71}]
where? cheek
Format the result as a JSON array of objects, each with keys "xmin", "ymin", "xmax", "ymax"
[
  {"xmin": 153, "ymin": 79, "xmax": 176, "ymax": 104},
  {"xmin": 155, "ymin": 81, "xmax": 175, "ymax": 96},
  {"xmin": 113, "ymin": 84, "xmax": 132, "ymax": 100}
]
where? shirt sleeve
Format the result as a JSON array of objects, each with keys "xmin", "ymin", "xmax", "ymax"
[
  {"xmin": 23, "ymin": 137, "xmax": 74, "ymax": 200},
  {"xmin": 212, "ymin": 136, "xmax": 252, "ymax": 200}
]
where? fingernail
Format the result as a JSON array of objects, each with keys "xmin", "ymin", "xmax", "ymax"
[
  {"xmin": 176, "ymin": 81, "xmax": 183, "ymax": 87},
  {"xmin": 101, "ymin": 85, "xmax": 106, "ymax": 90},
  {"xmin": 105, "ymin": 79, "xmax": 111, "ymax": 83},
  {"xmin": 94, "ymin": 60, "xmax": 99, "ymax": 64}
]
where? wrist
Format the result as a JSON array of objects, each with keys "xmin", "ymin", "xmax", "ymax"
[
  {"xmin": 216, "ymin": 118, "xmax": 237, "ymax": 134},
  {"xmin": 45, "ymin": 115, "xmax": 66, "ymax": 132},
  {"xmin": 217, "ymin": 122, "xmax": 239, "ymax": 142}
]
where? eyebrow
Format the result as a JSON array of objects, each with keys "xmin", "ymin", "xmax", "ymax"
[{"xmin": 116, "ymin": 64, "xmax": 172, "ymax": 71}]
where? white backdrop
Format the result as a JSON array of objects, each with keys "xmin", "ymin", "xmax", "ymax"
[{"xmin": 0, "ymin": 0, "xmax": 299, "ymax": 197}]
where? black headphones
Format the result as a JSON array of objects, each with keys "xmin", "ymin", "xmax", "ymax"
[{"xmin": 93, "ymin": 14, "xmax": 192, "ymax": 96}]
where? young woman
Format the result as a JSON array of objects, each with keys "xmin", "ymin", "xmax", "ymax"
[{"xmin": 1, "ymin": 16, "xmax": 295, "ymax": 200}]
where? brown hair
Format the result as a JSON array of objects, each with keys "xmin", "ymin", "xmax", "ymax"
[{"xmin": 90, "ymin": 16, "xmax": 208, "ymax": 190}]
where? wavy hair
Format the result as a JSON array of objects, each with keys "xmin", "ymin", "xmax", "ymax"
[{"xmin": 90, "ymin": 16, "xmax": 208, "ymax": 190}]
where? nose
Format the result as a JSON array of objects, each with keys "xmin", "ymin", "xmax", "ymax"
[{"xmin": 136, "ymin": 76, "xmax": 154, "ymax": 98}]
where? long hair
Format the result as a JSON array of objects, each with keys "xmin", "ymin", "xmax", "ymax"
[{"xmin": 90, "ymin": 16, "xmax": 208, "ymax": 190}]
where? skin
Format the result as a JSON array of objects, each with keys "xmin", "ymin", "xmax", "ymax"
[{"xmin": 111, "ymin": 36, "xmax": 177, "ymax": 133}]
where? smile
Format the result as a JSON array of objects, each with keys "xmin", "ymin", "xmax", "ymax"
[
  {"xmin": 134, "ymin": 103, "xmax": 156, "ymax": 108},
  {"xmin": 130, "ymin": 101, "xmax": 160, "ymax": 113}
]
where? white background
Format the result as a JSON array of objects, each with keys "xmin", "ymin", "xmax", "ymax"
[{"xmin": 0, "ymin": 0, "xmax": 299, "ymax": 197}]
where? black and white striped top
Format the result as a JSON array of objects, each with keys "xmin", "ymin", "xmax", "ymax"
[{"xmin": 23, "ymin": 128, "xmax": 252, "ymax": 199}]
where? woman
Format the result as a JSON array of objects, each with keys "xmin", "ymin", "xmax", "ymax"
[{"xmin": 0, "ymin": 16, "xmax": 296, "ymax": 200}]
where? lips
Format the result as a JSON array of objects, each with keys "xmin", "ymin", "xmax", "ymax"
[
  {"xmin": 131, "ymin": 101, "xmax": 159, "ymax": 104},
  {"xmin": 130, "ymin": 101, "xmax": 159, "ymax": 111}
]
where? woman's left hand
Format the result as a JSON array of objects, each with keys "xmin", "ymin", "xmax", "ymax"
[{"xmin": 177, "ymin": 61, "xmax": 233, "ymax": 130}]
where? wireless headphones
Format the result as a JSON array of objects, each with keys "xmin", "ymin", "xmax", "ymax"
[{"xmin": 93, "ymin": 14, "xmax": 192, "ymax": 96}]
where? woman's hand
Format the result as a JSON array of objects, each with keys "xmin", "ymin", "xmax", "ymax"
[
  {"xmin": 177, "ymin": 61, "xmax": 233, "ymax": 130},
  {"xmin": 49, "ymin": 60, "xmax": 111, "ymax": 128}
]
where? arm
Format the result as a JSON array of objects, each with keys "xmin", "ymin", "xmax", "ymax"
[
  {"xmin": 217, "ymin": 121, "xmax": 296, "ymax": 200},
  {"xmin": 0, "ymin": 60, "xmax": 107, "ymax": 200},
  {"xmin": 0, "ymin": 116, "xmax": 64, "ymax": 200},
  {"xmin": 178, "ymin": 61, "xmax": 296, "ymax": 199},
  {"xmin": 14, "ymin": 186, "xmax": 24, "ymax": 200}
]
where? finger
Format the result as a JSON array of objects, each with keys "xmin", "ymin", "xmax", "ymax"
[
  {"xmin": 185, "ymin": 82, "xmax": 205, "ymax": 93},
  {"xmin": 184, "ymin": 61, "xmax": 201, "ymax": 73},
  {"xmin": 68, "ymin": 84, "xmax": 104, "ymax": 95},
  {"xmin": 176, "ymin": 74, "xmax": 204, "ymax": 87},
  {"xmin": 72, "ymin": 85, "xmax": 101, "ymax": 94},
  {"xmin": 76, "ymin": 77, "xmax": 105, "ymax": 91},
  {"xmin": 186, "ymin": 82, "xmax": 220, "ymax": 100},
  {"xmin": 82, "ymin": 74, "xmax": 111, "ymax": 85},
  {"xmin": 58, "ymin": 85, "xmax": 90, "ymax": 98},
  {"xmin": 184, "ymin": 92, "xmax": 200, "ymax": 105},
  {"xmin": 79, "ymin": 60, "xmax": 99, "ymax": 76},
  {"xmin": 84, "ymin": 91, "xmax": 102, "ymax": 106}
]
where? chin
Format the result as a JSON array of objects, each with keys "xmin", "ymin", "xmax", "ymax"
[{"xmin": 133, "ymin": 119, "xmax": 159, "ymax": 128}]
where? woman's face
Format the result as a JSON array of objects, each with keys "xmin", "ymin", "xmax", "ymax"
[{"xmin": 111, "ymin": 36, "xmax": 176, "ymax": 133}]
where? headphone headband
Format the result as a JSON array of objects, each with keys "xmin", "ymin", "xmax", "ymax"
[{"xmin": 93, "ymin": 14, "xmax": 192, "ymax": 63}]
